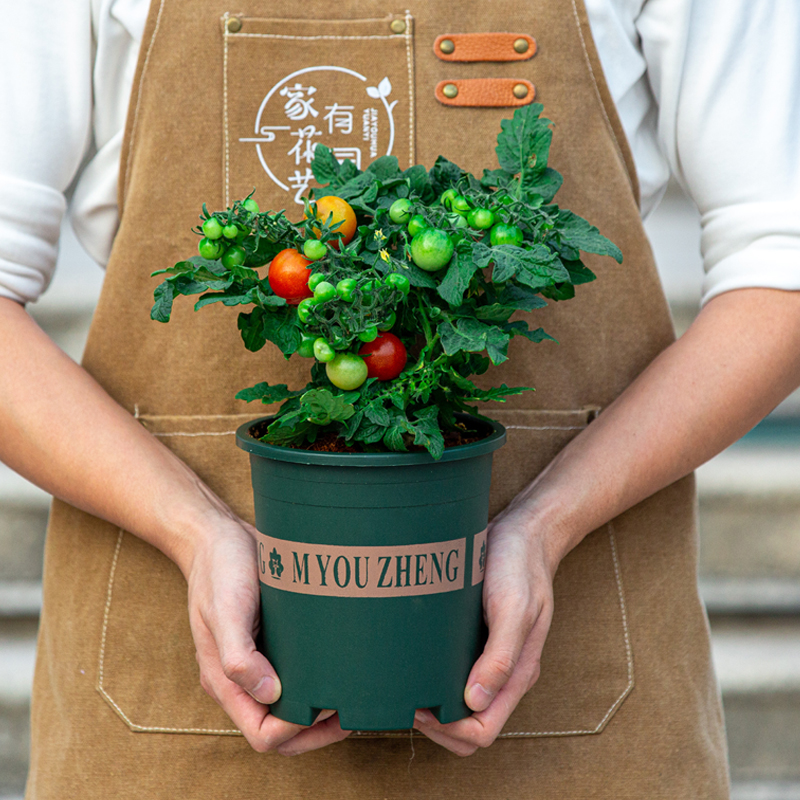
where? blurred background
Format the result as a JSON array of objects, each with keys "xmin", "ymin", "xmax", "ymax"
[{"xmin": 1, "ymin": 182, "xmax": 799, "ymax": 799}]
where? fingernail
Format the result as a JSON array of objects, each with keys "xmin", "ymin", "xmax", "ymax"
[
  {"xmin": 465, "ymin": 682, "xmax": 494, "ymax": 711},
  {"xmin": 250, "ymin": 675, "xmax": 281, "ymax": 705}
]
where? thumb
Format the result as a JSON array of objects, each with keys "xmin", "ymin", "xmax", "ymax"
[{"xmin": 212, "ymin": 621, "xmax": 282, "ymax": 705}]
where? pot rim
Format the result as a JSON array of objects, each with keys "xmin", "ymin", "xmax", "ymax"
[{"xmin": 236, "ymin": 413, "xmax": 506, "ymax": 467}]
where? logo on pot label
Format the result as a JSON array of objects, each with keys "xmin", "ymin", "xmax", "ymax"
[
  {"xmin": 257, "ymin": 533, "xmax": 469, "ymax": 598},
  {"xmin": 472, "ymin": 529, "xmax": 488, "ymax": 587},
  {"xmin": 239, "ymin": 66, "xmax": 399, "ymax": 205}
]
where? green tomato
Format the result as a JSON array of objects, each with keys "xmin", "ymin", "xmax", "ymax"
[
  {"xmin": 303, "ymin": 239, "xmax": 326, "ymax": 261},
  {"xmin": 243, "ymin": 198, "xmax": 260, "ymax": 214},
  {"xmin": 222, "ymin": 223, "xmax": 240, "ymax": 240},
  {"xmin": 313, "ymin": 338, "xmax": 336, "ymax": 363},
  {"xmin": 336, "ymin": 278, "xmax": 357, "ymax": 302},
  {"xmin": 451, "ymin": 195, "xmax": 471, "ymax": 216},
  {"xmin": 307, "ymin": 273, "xmax": 325, "ymax": 292},
  {"xmin": 326, "ymin": 353, "xmax": 368, "ymax": 390},
  {"xmin": 313, "ymin": 281, "xmax": 337, "ymax": 302},
  {"xmin": 410, "ymin": 229, "xmax": 454, "ymax": 272},
  {"xmin": 440, "ymin": 189, "xmax": 457, "ymax": 210},
  {"xmin": 490, "ymin": 223, "xmax": 524, "ymax": 247},
  {"xmin": 378, "ymin": 311, "xmax": 397, "ymax": 331},
  {"xmin": 221, "ymin": 244, "xmax": 246, "ymax": 269},
  {"xmin": 407, "ymin": 215, "xmax": 428, "ymax": 237},
  {"xmin": 389, "ymin": 198, "xmax": 412, "ymax": 224},
  {"xmin": 358, "ymin": 325, "xmax": 379, "ymax": 343},
  {"xmin": 198, "ymin": 237, "xmax": 223, "ymax": 260},
  {"xmin": 386, "ymin": 273, "xmax": 410, "ymax": 295},
  {"xmin": 297, "ymin": 335, "xmax": 316, "ymax": 358},
  {"xmin": 447, "ymin": 213, "xmax": 469, "ymax": 229},
  {"xmin": 467, "ymin": 208, "xmax": 495, "ymax": 230},
  {"xmin": 202, "ymin": 217, "xmax": 223, "ymax": 240},
  {"xmin": 297, "ymin": 297, "xmax": 318, "ymax": 324},
  {"xmin": 361, "ymin": 279, "xmax": 376, "ymax": 294}
]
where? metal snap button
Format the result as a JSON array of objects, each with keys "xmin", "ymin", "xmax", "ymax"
[
  {"xmin": 442, "ymin": 83, "xmax": 459, "ymax": 99},
  {"xmin": 513, "ymin": 38, "xmax": 529, "ymax": 54},
  {"xmin": 226, "ymin": 17, "xmax": 242, "ymax": 33},
  {"xmin": 512, "ymin": 83, "xmax": 529, "ymax": 99},
  {"xmin": 439, "ymin": 39, "xmax": 455, "ymax": 54},
  {"xmin": 390, "ymin": 19, "xmax": 406, "ymax": 34}
]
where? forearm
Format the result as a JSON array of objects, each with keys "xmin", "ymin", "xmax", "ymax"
[
  {"xmin": 0, "ymin": 297, "xmax": 220, "ymax": 576},
  {"xmin": 512, "ymin": 288, "xmax": 800, "ymax": 567}
]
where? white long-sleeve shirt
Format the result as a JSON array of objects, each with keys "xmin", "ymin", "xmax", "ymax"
[{"xmin": 1, "ymin": 0, "xmax": 799, "ymax": 306}]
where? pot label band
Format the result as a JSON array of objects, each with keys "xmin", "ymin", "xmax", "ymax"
[{"xmin": 257, "ymin": 533, "xmax": 476, "ymax": 598}]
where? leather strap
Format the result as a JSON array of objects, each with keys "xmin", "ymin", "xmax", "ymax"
[
  {"xmin": 434, "ymin": 79, "xmax": 536, "ymax": 107},
  {"xmin": 433, "ymin": 33, "xmax": 537, "ymax": 62}
]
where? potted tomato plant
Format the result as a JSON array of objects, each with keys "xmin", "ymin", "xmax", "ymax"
[{"xmin": 151, "ymin": 105, "xmax": 621, "ymax": 731}]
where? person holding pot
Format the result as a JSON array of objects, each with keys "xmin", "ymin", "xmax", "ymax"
[{"xmin": 1, "ymin": 0, "xmax": 799, "ymax": 797}]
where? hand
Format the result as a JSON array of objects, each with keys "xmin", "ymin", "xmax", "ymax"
[
  {"xmin": 186, "ymin": 506, "xmax": 352, "ymax": 754},
  {"xmin": 413, "ymin": 504, "xmax": 556, "ymax": 755}
]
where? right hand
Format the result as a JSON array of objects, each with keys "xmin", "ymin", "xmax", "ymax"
[{"xmin": 186, "ymin": 505, "xmax": 352, "ymax": 754}]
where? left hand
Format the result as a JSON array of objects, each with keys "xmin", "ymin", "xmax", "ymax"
[{"xmin": 413, "ymin": 504, "xmax": 557, "ymax": 755}]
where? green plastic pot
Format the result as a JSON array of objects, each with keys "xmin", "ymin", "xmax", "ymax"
[{"xmin": 236, "ymin": 414, "xmax": 506, "ymax": 731}]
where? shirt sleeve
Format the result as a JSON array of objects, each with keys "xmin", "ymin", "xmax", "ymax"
[
  {"xmin": 0, "ymin": 0, "xmax": 93, "ymax": 304},
  {"xmin": 638, "ymin": 0, "xmax": 800, "ymax": 305}
]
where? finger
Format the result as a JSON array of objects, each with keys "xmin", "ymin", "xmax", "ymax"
[
  {"xmin": 276, "ymin": 713, "xmax": 352, "ymax": 756},
  {"xmin": 413, "ymin": 710, "xmax": 478, "ymax": 757},
  {"xmin": 464, "ymin": 595, "xmax": 538, "ymax": 712}
]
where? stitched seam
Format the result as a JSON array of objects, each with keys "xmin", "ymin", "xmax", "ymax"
[
  {"xmin": 505, "ymin": 425, "xmax": 587, "ymax": 431},
  {"xmin": 152, "ymin": 430, "xmax": 239, "ymax": 437},
  {"xmin": 122, "ymin": 0, "xmax": 166, "ymax": 206},
  {"xmin": 223, "ymin": 14, "xmax": 231, "ymax": 207},
  {"xmin": 405, "ymin": 11, "xmax": 415, "ymax": 167},
  {"xmin": 569, "ymin": 0, "xmax": 635, "ymax": 200},
  {"xmin": 96, "ymin": 529, "xmax": 241, "ymax": 735}
]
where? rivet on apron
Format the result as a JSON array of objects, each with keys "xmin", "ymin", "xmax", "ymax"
[
  {"xmin": 390, "ymin": 19, "xmax": 406, "ymax": 34},
  {"xmin": 439, "ymin": 38, "xmax": 455, "ymax": 54},
  {"xmin": 513, "ymin": 83, "xmax": 529, "ymax": 99},
  {"xmin": 442, "ymin": 83, "xmax": 459, "ymax": 99},
  {"xmin": 226, "ymin": 16, "xmax": 242, "ymax": 33},
  {"xmin": 513, "ymin": 38, "xmax": 529, "ymax": 54}
]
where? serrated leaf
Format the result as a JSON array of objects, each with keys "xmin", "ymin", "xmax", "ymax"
[
  {"xmin": 367, "ymin": 155, "xmax": 400, "ymax": 180},
  {"xmin": 480, "ymin": 168, "xmax": 515, "ymax": 189},
  {"xmin": 554, "ymin": 210, "xmax": 623, "ymax": 263},
  {"xmin": 428, "ymin": 156, "xmax": 463, "ymax": 194},
  {"xmin": 504, "ymin": 320, "xmax": 557, "ymax": 343},
  {"xmin": 311, "ymin": 144, "xmax": 342, "ymax": 186},
  {"xmin": 562, "ymin": 259, "xmax": 597, "ymax": 285},
  {"xmin": 261, "ymin": 309, "xmax": 302, "ymax": 356},
  {"xmin": 403, "ymin": 164, "xmax": 435, "ymax": 202},
  {"xmin": 300, "ymin": 389, "xmax": 356, "ymax": 425},
  {"xmin": 365, "ymin": 402, "xmax": 391, "ymax": 427},
  {"xmin": 439, "ymin": 317, "xmax": 512, "ymax": 365},
  {"xmin": 495, "ymin": 104, "xmax": 552, "ymax": 180},
  {"xmin": 150, "ymin": 281, "xmax": 175, "ymax": 322},
  {"xmin": 410, "ymin": 406, "xmax": 445, "ymax": 460},
  {"xmin": 437, "ymin": 249, "xmax": 479, "ymax": 307},
  {"xmin": 235, "ymin": 383, "xmax": 303, "ymax": 404},
  {"xmin": 495, "ymin": 284, "xmax": 549, "ymax": 311},
  {"xmin": 462, "ymin": 383, "xmax": 533, "ymax": 402},
  {"xmin": 521, "ymin": 166, "xmax": 563, "ymax": 203},
  {"xmin": 489, "ymin": 244, "xmax": 569, "ymax": 288},
  {"xmin": 383, "ymin": 425, "xmax": 408, "ymax": 452},
  {"xmin": 475, "ymin": 303, "xmax": 515, "ymax": 322},
  {"xmin": 333, "ymin": 171, "xmax": 378, "ymax": 202},
  {"xmin": 237, "ymin": 307, "xmax": 267, "ymax": 351}
]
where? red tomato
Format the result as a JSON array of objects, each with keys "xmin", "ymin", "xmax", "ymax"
[
  {"xmin": 306, "ymin": 196, "xmax": 357, "ymax": 247},
  {"xmin": 267, "ymin": 248, "xmax": 313, "ymax": 304},
  {"xmin": 358, "ymin": 332, "xmax": 407, "ymax": 381}
]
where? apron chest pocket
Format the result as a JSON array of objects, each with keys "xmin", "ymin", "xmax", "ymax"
[{"xmin": 97, "ymin": 410, "xmax": 633, "ymax": 738}]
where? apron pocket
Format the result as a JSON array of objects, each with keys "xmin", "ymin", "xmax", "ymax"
[
  {"xmin": 222, "ymin": 11, "xmax": 415, "ymax": 209},
  {"xmin": 98, "ymin": 410, "xmax": 632, "ymax": 739}
]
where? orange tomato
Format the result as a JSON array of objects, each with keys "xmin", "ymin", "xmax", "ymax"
[
  {"xmin": 306, "ymin": 196, "xmax": 357, "ymax": 247},
  {"xmin": 267, "ymin": 248, "xmax": 313, "ymax": 304}
]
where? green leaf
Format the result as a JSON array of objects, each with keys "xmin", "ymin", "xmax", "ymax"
[
  {"xmin": 475, "ymin": 303, "xmax": 515, "ymax": 322},
  {"xmin": 520, "ymin": 166, "xmax": 563, "ymax": 203},
  {"xmin": 300, "ymin": 389, "xmax": 355, "ymax": 425},
  {"xmin": 495, "ymin": 104, "xmax": 552, "ymax": 179},
  {"xmin": 540, "ymin": 282, "xmax": 576, "ymax": 301},
  {"xmin": 487, "ymin": 244, "xmax": 569, "ymax": 288},
  {"xmin": 367, "ymin": 155, "xmax": 400, "ymax": 180},
  {"xmin": 428, "ymin": 156, "xmax": 463, "ymax": 194},
  {"xmin": 504, "ymin": 320, "xmax": 557, "ymax": 343},
  {"xmin": 150, "ymin": 281, "xmax": 175, "ymax": 323},
  {"xmin": 403, "ymin": 164, "xmax": 435, "ymax": 202},
  {"xmin": 235, "ymin": 383, "xmax": 304, "ymax": 404},
  {"xmin": 333, "ymin": 171, "xmax": 378, "ymax": 202},
  {"xmin": 554, "ymin": 210, "xmax": 623, "ymax": 263},
  {"xmin": 461, "ymin": 383, "xmax": 533, "ymax": 402},
  {"xmin": 365, "ymin": 402, "xmax": 391, "ymax": 427},
  {"xmin": 383, "ymin": 425, "xmax": 408, "ymax": 452},
  {"xmin": 261, "ymin": 308, "xmax": 302, "ymax": 356},
  {"xmin": 437, "ymin": 249, "xmax": 479, "ymax": 307},
  {"xmin": 439, "ymin": 317, "xmax": 512, "ymax": 365},
  {"xmin": 495, "ymin": 284, "xmax": 550, "ymax": 311},
  {"xmin": 562, "ymin": 259, "xmax": 597, "ymax": 285},
  {"xmin": 410, "ymin": 406, "xmax": 445, "ymax": 460},
  {"xmin": 311, "ymin": 144, "xmax": 342, "ymax": 186},
  {"xmin": 480, "ymin": 168, "xmax": 515, "ymax": 189},
  {"xmin": 237, "ymin": 307, "xmax": 267, "ymax": 351}
]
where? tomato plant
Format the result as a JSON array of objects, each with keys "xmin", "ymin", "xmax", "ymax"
[
  {"xmin": 358, "ymin": 333, "xmax": 407, "ymax": 381},
  {"xmin": 267, "ymin": 248, "xmax": 313, "ymax": 303}
]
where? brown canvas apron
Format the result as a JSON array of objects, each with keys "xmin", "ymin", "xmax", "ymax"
[{"xmin": 26, "ymin": 0, "xmax": 731, "ymax": 796}]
